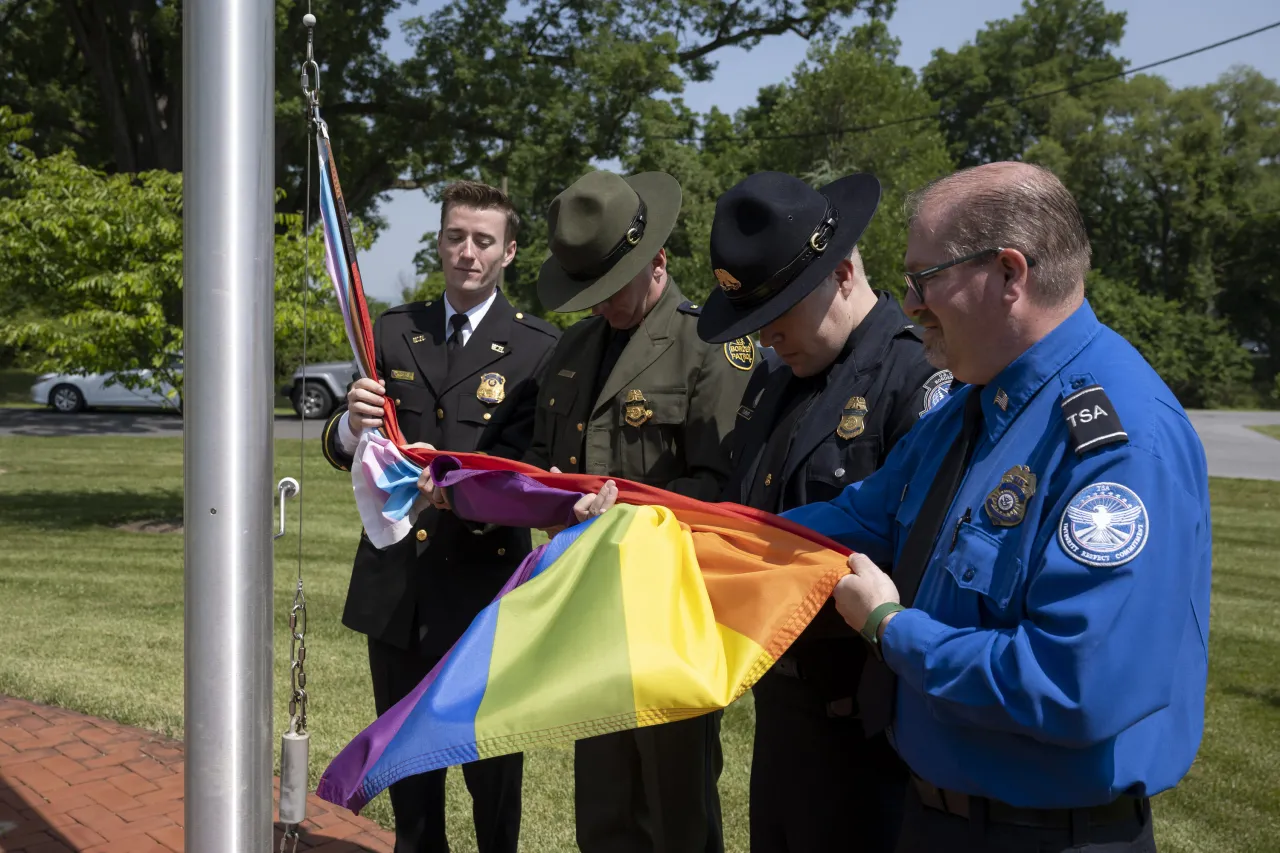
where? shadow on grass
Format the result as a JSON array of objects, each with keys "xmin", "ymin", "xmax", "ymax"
[
  {"xmin": 1222, "ymin": 685, "xmax": 1280, "ymax": 710},
  {"xmin": 0, "ymin": 489, "xmax": 183, "ymax": 531}
]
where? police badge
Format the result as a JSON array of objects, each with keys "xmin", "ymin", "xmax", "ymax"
[
  {"xmin": 984, "ymin": 465, "xmax": 1037, "ymax": 527},
  {"xmin": 624, "ymin": 389, "xmax": 653, "ymax": 427},
  {"xmin": 476, "ymin": 372, "xmax": 506, "ymax": 405},
  {"xmin": 836, "ymin": 396, "xmax": 868, "ymax": 440}
]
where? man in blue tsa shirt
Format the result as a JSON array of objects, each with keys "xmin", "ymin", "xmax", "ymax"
[{"xmin": 782, "ymin": 161, "xmax": 1211, "ymax": 853}]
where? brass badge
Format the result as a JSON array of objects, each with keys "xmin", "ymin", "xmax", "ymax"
[
  {"xmin": 390, "ymin": 369, "xmax": 415, "ymax": 381},
  {"xmin": 984, "ymin": 465, "xmax": 1037, "ymax": 527},
  {"xmin": 476, "ymin": 372, "xmax": 506, "ymax": 405},
  {"xmin": 411, "ymin": 334, "xmax": 426, "ymax": 344},
  {"xmin": 623, "ymin": 389, "xmax": 653, "ymax": 427},
  {"xmin": 836, "ymin": 396, "xmax": 869, "ymax": 440},
  {"xmin": 490, "ymin": 343, "xmax": 507, "ymax": 354},
  {"xmin": 714, "ymin": 268, "xmax": 742, "ymax": 292},
  {"xmin": 723, "ymin": 337, "xmax": 755, "ymax": 371}
]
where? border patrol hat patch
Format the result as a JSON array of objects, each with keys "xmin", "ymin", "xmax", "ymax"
[
  {"xmin": 920, "ymin": 369, "xmax": 953, "ymax": 415},
  {"xmin": 1058, "ymin": 482, "xmax": 1149, "ymax": 567},
  {"xmin": 723, "ymin": 337, "xmax": 755, "ymax": 370}
]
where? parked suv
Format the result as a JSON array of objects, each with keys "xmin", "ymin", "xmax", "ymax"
[{"xmin": 280, "ymin": 361, "xmax": 357, "ymax": 419}]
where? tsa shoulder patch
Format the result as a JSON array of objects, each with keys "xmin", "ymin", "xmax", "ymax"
[
  {"xmin": 723, "ymin": 337, "xmax": 755, "ymax": 370},
  {"xmin": 1060, "ymin": 384, "xmax": 1127, "ymax": 454},
  {"xmin": 1058, "ymin": 482, "xmax": 1149, "ymax": 567},
  {"xmin": 920, "ymin": 369, "xmax": 953, "ymax": 415}
]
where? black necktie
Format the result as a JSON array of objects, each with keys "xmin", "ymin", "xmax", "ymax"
[
  {"xmin": 856, "ymin": 387, "xmax": 986, "ymax": 737},
  {"xmin": 447, "ymin": 312, "xmax": 468, "ymax": 368}
]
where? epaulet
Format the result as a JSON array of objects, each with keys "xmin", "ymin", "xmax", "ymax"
[
  {"xmin": 676, "ymin": 300, "xmax": 703, "ymax": 316},
  {"xmin": 897, "ymin": 322, "xmax": 924, "ymax": 341},
  {"xmin": 1060, "ymin": 382, "xmax": 1128, "ymax": 454},
  {"xmin": 512, "ymin": 310, "xmax": 560, "ymax": 338}
]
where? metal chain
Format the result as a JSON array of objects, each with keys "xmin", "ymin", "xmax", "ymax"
[{"xmin": 281, "ymin": 8, "xmax": 317, "ymax": 853}]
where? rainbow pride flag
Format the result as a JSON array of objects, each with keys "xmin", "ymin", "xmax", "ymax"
[{"xmin": 316, "ymin": 455, "xmax": 852, "ymax": 814}]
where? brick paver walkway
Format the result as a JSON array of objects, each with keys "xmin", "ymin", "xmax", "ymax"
[{"xmin": 0, "ymin": 696, "xmax": 393, "ymax": 852}]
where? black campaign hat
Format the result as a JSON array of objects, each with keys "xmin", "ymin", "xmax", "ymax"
[{"xmin": 697, "ymin": 171, "xmax": 881, "ymax": 344}]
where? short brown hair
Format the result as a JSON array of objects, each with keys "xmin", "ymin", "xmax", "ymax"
[
  {"xmin": 440, "ymin": 180, "xmax": 520, "ymax": 243},
  {"xmin": 907, "ymin": 162, "xmax": 1091, "ymax": 305}
]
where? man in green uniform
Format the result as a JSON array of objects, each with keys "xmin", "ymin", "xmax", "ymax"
[{"xmin": 524, "ymin": 169, "xmax": 755, "ymax": 852}]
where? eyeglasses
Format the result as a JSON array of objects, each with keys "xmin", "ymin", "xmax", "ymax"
[{"xmin": 903, "ymin": 247, "xmax": 1036, "ymax": 303}]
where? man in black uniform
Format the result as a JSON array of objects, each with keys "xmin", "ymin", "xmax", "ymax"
[
  {"xmin": 697, "ymin": 171, "xmax": 951, "ymax": 853},
  {"xmin": 319, "ymin": 181, "xmax": 560, "ymax": 853}
]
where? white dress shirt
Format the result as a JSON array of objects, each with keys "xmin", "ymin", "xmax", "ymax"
[{"xmin": 336, "ymin": 289, "xmax": 500, "ymax": 452}]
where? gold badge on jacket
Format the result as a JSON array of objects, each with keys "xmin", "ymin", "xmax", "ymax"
[
  {"xmin": 836, "ymin": 396, "xmax": 869, "ymax": 440},
  {"xmin": 714, "ymin": 269, "xmax": 742, "ymax": 292},
  {"xmin": 476, "ymin": 372, "xmax": 506, "ymax": 405},
  {"xmin": 984, "ymin": 465, "xmax": 1037, "ymax": 527},
  {"xmin": 623, "ymin": 389, "xmax": 653, "ymax": 427},
  {"xmin": 723, "ymin": 337, "xmax": 755, "ymax": 371},
  {"xmin": 390, "ymin": 369, "xmax": 415, "ymax": 381}
]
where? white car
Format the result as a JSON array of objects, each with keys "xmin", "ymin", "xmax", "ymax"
[{"xmin": 30, "ymin": 361, "xmax": 182, "ymax": 414}]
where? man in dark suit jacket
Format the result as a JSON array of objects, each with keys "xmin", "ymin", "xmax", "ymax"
[{"xmin": 319, "ymin": 181, "xmax": 560, "ymax": 853}]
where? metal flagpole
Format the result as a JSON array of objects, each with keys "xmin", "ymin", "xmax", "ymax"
[{"xmin": 182, "ymin": 0, "xmax": 275, "ymax": 850}]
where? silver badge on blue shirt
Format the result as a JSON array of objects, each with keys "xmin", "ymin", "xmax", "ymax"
[
  {"xmin": 1058, "ymin": 482, "xmax": 1149, "ymax": 567},
  {"xmin": 920, "ymin": 369, "xmax": 953, "ymax": 415}
]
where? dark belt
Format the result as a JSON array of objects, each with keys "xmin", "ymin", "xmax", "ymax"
[{"xmin": 911, "ymin": 775, "xmax": 1146, "ymax": 830}]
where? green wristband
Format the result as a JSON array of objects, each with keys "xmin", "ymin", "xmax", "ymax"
[{"xmin": 861, "ymin": 602, "xmax": 906, "ymax": 647}]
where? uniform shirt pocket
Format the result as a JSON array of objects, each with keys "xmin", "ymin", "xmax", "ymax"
[
  {"xmin": 386, "ymin": 379, "xmax": 427, "ymax": 414},
  {"xmin": 455, "ymin": 393, "xmax": 496, "ymax": 428},
  {"xmin": 943, "ymin": 523, "xmax": 1021, "ymax": 612},
  {"xmin": 616, "ymin": 389, "xmax": 688, "ymax": 483}
]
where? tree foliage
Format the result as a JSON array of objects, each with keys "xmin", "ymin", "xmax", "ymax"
[{"xmin": 0, "ymin": 106, "xmax": 354, "ymax": 398}]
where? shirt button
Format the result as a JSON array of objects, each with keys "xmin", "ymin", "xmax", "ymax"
[
  {"xmin": 483, "ymin": 413, "xmax": 491, "ymax": 421},
  {"xmin": 962, "ymin": 567, "xmax": 976, "ymax": 581},
  {"xmin": 497, "ymin": 548, "xmax": 506, "ymax": 556},
  {"xmin": 416, "ymin": 529, "xmax": 428, "ymax": 542},
  {"xmin": 569, "ymin": 456, "xmax": 577, "ymax": 465},
  {"xmin": 436, "ymin": 408, "xmax": 445, "ymax": 419}
]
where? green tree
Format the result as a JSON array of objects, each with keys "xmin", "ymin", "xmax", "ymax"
[
  {"xmin": 623, "ymin": 21, "xmax": 954, "ymax": 308},
  {"xmin": 0, "ymin": 107, "xmax": 353, "ymax": 399}
]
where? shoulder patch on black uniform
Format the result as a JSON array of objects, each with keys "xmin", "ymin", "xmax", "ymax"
[
  {"xmin": 676, "ymin": 300, "xmax": 703, "ymax": 316},
  {"xmin": 920, "ymin": 369, "xmax": 953, "ymax": 415},
  {"xmin": 723, "ymin": 337, "xmax": 755, "ymax": 370},
  {"xmin": 1061, "ymin": 384, "xmax": 1128, "ymax": 454},
  {"xmin": 513, "ymin": 311, "xmax": 561, "ymax": 338}
]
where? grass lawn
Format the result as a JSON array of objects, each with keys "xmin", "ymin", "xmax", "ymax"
[
  {"xmin": 1248, "ymin": 424, "xmax": 1280, "ymax": 442},
  {"xmin": 0, "ymin": 436, "xmax": 1277, "ymax": 852}
]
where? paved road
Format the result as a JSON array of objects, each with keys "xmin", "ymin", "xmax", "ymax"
[
  {"xmin": 0, "ymin": 408, "xmax": 314, "ymax": 440},
  {"xmin": 4, "ymin": 407, "xmax": 1280, "ymax": 480}
]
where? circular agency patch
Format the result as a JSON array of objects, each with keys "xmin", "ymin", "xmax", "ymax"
[
  {"xmin": 921, "ymin": 369, "xmax": 953, "ymax": 414},
  {"xmin": 723, "ymin": 337, "xmax": 755, "ymax": 370},
  {"xmin": 1058, "ymin": 482, "xmax": 1149, "ymax": 567}
]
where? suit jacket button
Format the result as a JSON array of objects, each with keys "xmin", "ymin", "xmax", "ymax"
[
  {"xmin": 483, "ymin": 413, "xmax": 491, "ymax": 421},
  {"xmin": 569, "ymin": 456, "xmax": 577, "ymax": 465},
  {"xmin": 395, "ymin": 398, "xmax": 401, "ymax": 405},
  {"xmin": 834, "ymin": 467, "xmax": 845, "ymax": 478},
  {"xmin": 436, "ymin": 408, "xmax": 445, "ymax": 419},
  {"xmin": 577, "ymin": 422, "xmax": 584, "ymax": 431},
  {"xmin": 415, "ymin": 529, "xmax": 428, "ymax": 542},
  {"xmin": 549, "ymin": 398, "xmax": 556, "ymax": 407},
  {"xmin": 497, "ymin": 548, "xmax": 506, "ymax": 556}
]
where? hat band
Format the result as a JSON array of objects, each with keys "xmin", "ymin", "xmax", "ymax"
[
  {"xmin": 726, "ymin": 199, "xmax": 840, "ymax": 310},
  {"xmin": 565, "ymin": 198, "xmax": 649, "ymax": 282}
]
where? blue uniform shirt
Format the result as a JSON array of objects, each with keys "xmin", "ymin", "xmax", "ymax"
[{"xmin": 782, "ymin": 300, "xmax": 1211, "ymax": 809}]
